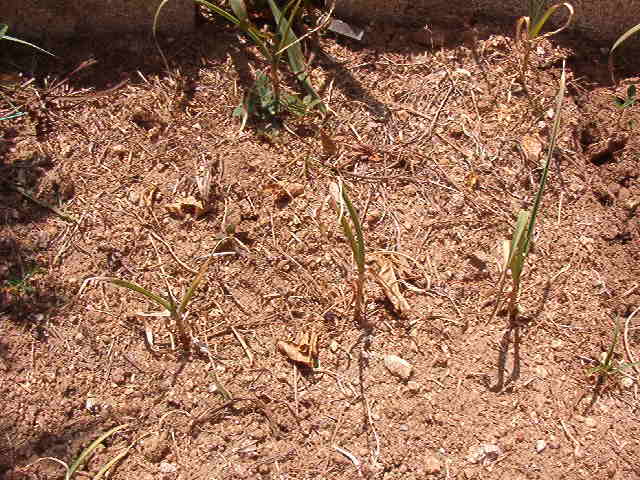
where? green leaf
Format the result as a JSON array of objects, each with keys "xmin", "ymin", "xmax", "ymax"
[
  {"xmin": 1, "ymin": 31, "xmax": 55, "ymax": 56},
  {"xmin": 267, "ymin": 0, "xmax": 326, "ymax": 113},
  {"xmin": 66, "ymin": 425, "xmax": 128, "ymax": 480},
  {"xmin": 628, "ymin": 84, "xmax": 637, "ymax": 99},
  {"xmin": 84, "ymin": 277, "xmax": 173, "ymax": 313},
  {"xmin": 614, "ymin": 96, "xmax": 626, "ymax": 108},
  {"xmin": 611, "ymin": 22, "xmax": 640, "ymax": 54}
]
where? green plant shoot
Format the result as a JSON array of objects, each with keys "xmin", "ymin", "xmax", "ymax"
[
  {"xmin": 515, "ymin": 2, "xmax": 573, "ymax": 93},
  {"xmin": 491, "ymin": 63, "xmax": 566, "ymax": 322},
  {"xmin": 0, "ymin": 24, "xmax": 55, "ymax": 56},
  {"xmin": 80, "ymin": 256, "xmax": 213, "ymax": 352},
  {"xmin": 587, "ymin": 318, "xmax": 640, "ymax": 377},
  {"xmin": 329, "ymin": 180, "xmax": 366, "ymax": 327}
]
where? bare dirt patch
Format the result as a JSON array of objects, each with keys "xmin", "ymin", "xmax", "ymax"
[{"xmin": 1, "ymin": 14, "xmax": 640, "ymax": 480}]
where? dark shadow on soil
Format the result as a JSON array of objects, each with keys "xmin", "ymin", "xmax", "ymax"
[{"xmin": 489, "ymin": 323, "xmax": 521, "ymax": 393}]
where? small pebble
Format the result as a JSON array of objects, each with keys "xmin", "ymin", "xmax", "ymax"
[
  {"xmin": 384, "ymin": 354, "xmax": 413, "ymax": 380},
  {"xmin": 423, "ymin": 454, "xmax": 442, "ymax": 475},
  {"xmin": 159, "ymin": 462, "xmax": 177, "ymax": 473},
  {"xmin": 535, "ymin": 439, "xmax": 547, "ymax": 453},
  {"xmin": 399, "ymin": 424, "xmax": 409, "ymax": 432}
]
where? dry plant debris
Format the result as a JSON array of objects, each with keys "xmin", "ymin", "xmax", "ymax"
[{"xmin": 1, "ymin": 11, "xmax": 640, "ymax": 480}]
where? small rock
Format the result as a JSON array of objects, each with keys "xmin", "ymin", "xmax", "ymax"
[
  {"xmin": 535, "ymin": 439, "xmax": 547, "ymax": 453},
  {"xmin": 128, "ymin": 190, "xmax": 140, "ymax": 205},
  {"xmin": 159, "ymin": 462, "xmax": 177, "ymax": 474},
  {"xmin": 423, "ymin": 454, "xmax": 442, "ymax": 475},
  {"xmin": 535, "ymin": 366, "xmax": 548, "ymax": 377},
  {"xmin": 584, "ymin": 417, "xmax": 597, "ymax": 428},
  {"xmin": 384, "ymin": 355, "xmax": 413, "ymax": 380},
  {"xmin": 399, "ymin": 424, "xmax": 409, "ymax": 432},
  {"xmin": 551, "ymin": 339, "xmax": 563, "ymax": 349},
  {"xmin": 466, "ymin": 444, "xmax": 501, "ymax": 465},
  {"xmin": 620, "ymin": 376, "xmax": 634, "ymax": 389}
]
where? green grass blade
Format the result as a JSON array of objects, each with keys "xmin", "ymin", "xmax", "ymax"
[
  {"xmin": 611, "ymin": 23, "xmax": 640, "ymax": 54},
  {"xmin": 340, "ymin": 185, "xmax": 365, "ymax": 273},
  {"xmin": 177, "ymin": 256, "xmax": 213, "ymax": 316},
  {"xmin": 66, "ymin": 424, "xmax": 128, "ymax": 480},
  {"xmin": 267, "ymin": 0, "xmax": 326, "ymax": 112},
  {"xmin": 84, "ymin": 277, "xmax": 173, "ymax": 312},
  {"xmin": 1, "ymin": 28, "xmax": 55, "ymax": 57},
  {"xmin": 524, "ymin": 63, "xmax": 566, "ymax": 253},
  {"xmin": 196, "ymin": 0, "xmax": 272, "ymax": 59},
  {"xmin": 229, "ymin": 0, "xmax": 249, "ymax": 23}
]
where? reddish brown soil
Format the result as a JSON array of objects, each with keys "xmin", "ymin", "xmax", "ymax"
[{"xmin": 1, "ymin": 13, "xmax": 640, "ymax": 480}]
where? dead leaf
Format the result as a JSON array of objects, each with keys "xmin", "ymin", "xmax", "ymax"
[
  {"xmin": 466, "ymin": 170, "xmax": 479, "ymax": 190},
  {"xmin": 263, "ymin": 182, "xmax": 305, "ymax": 201},
  {"xmin": 165, "ymin": 196, "xmax": 207, "ymax": 218},
  {"xmin": 277, "ymin": 329, "xmax": 319, "ymax": 368},
  {"xmin": 521, "ymin": 135, "xmax": 544, "ymax": 165},
  {"xmin": 320, "ymin": 128, "xmax": 338, "ymax": 156},
  {"xmin": 371, "ymin": 257, "xmax": 411, "ymax": 314}
]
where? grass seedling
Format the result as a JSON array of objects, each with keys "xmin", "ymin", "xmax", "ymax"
[
  {"xmin": 515, "ymin": 1, "xmax": 573, "ymax": 95},
  {"xmin": 0, "ymin": 23, "xmax": 55, "ymax": 57},
  {"xmin": 613, "ymin": 84, "xmax": 637, "ymax": 129},
  {"xmin": 80, "ymin": 257, "xmax": 213, "ymax": 352},
  {"xmin": 587, "ymin": 318, "xmax": 640, "ymax": 379},
  {"xmin": 37, "ymin": 424, "xmax": 130, "ymax": 480},
  {"xmin": 609, "ymin": 22, "xmax": 640, "ymax": 83},
  {"xmin": 490, "ymin": 64, "xmax": 566, "ymax": 323},
  {"xmin": 329, "ymin": 180, "xmax": 366, "ymax": 328},
  {"xmin": 153, "ymin": 0, "xmax": 325, "ymax": 127}
]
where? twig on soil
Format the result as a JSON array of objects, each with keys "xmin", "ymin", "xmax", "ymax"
[
  {"xmin": 622, "ymin": 306, "xmax": 640, "ymax": 377},
  {"xmin": 149, "ymin": 231, "xmax": 198, "ymax": 274},
  {"xmin": 9, "ymin": 184, "xmax": 78, "ymax": 223},
  {"xmin": 559, "ymin": 419, "xmax": 581, "ymax": 457}
]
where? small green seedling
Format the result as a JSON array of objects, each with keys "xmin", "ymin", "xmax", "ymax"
[
  {"xmin": 154, "ymin": 0, "xmax": 325, "ymax": 127},
  {"xmin": 491, "ymin": 64, "xmax": 566, "ymax": 322},
  {"xmin": 609, "ymin": 22, "xmax": 640, "ymax": 83},
  {"xmin": 515, "ymin": 2, "xmax": 573, "ymax": 94},
  {"xmin": 37, "ymin": 424, "xmax": 130, "ymax": 480},
  {"xmin": 0, "ymin": 23, "xmax": 55, "ymax": 56},
  {"xmin": 587, "ymin": 318, "xmax": 640, "ymax": 378},
  {"xmin": 329, "ymin": 180, "xmax": 366, "ymax": 327},
  {"xmin": 614, "ymin": 84, "xmax": 637, "ymax": 109},
  {"xmin": 2, "ymin": 264, "xmax": 42, "ymax": 297},
  {"xmin": 80, "ymin": 257, "xmax": 213, "ymax": 352},
  {"xmin": 613, "ymin": 84, "xmax": 637, "ymax": 128}
]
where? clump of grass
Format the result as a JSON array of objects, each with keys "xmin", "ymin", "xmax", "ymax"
[
  {"xmin": 588, "ymin": 317, "xmax": 640, "ymax": 379},
  {"xmin": 490, "ymin": 63, "xmax": 566, "ymax": 323},
  {"xmin": 515, "ymin": 1, "xmax": 573, "ymax": 94},
  {"xmin": 80, "ymin": 257, "xmax": 213, "ymax": 353},
  {"xmin": 328, "ymin": 180, "xmax": 366, "ymax": 328},
  {"xmin": 153, "ymin": 0, "xmax": 326, "ymax": 129}
]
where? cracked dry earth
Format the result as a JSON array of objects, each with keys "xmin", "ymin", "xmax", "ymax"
[{"xmin": 1, "ymin": 15, "xmax": 640, "ymax": 480}]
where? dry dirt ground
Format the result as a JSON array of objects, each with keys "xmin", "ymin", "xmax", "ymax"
[{"xmin": 1, "ymin": 11, "xmax": 640, "ymax": 480}]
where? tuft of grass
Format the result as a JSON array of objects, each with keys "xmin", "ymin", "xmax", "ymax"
[
  {"xmin": 491, "ymin": 63, "xmax": 566, "ymax": 323},
  {"xmin": 587, "ymin": 318, "xmax": 640, "ymax": 379},
  {"xmin": 515, "ymin": 2, "xmax": 573, "ymax": 94},
  {"xmin": 153, "ymin": 0, "xmax": 325, "ymax": 129},
  {"xmin": 80, "ymin": 256, "xmax": 213, "ymax": 352},
  {"xmin": 329, "ymin": 180, "xmax": 366, "ymax": 328}
]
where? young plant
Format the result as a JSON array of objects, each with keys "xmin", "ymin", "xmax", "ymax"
[
  {"xmin": 153, "ymin": 0, "xmax": 325, "ymax": 126},
  {"xmin": 515, "ymin": 2, "xmax": 573, "ymax": 93},
  {"xmin": 613, "ymin": 84, "xmax": 637, "ymax": 129},
  {"xmin": 587, "ymin": 318, "xmax": 640, "ymax": 379},
  {"xmin": 328, "ymin": 180, "xmax": 366, "ymax": 328},
  {"xmin": 609, "ymin": 22, "xmax": 640, "ymax": 83},
  {"xmin": 37, "ymin": 424, "xmax": 130, "ymax": 480},
  {"xmin": 491, "ymin": 64, "xmax": 566, "ymax": 322},
  {"xmin": 0, "ymin": 23, "xmax": 55, "ymax": 57},
  {"xmin": 80, "ymin": 257, "xmax": 213, "ymax": 352}
]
